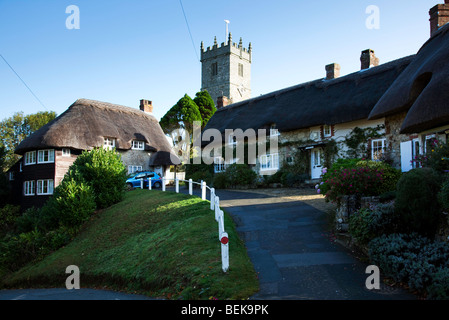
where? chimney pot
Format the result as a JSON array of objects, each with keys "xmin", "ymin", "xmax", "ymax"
[
  {"xmin": 140, "ymin": 99, "xmax": 153, "ymax": 113},
  {"xmin": 360, "ymin": 49, "xmax": 379, "ymax": 70},
  {"xmin": 325, "ymin": 63, "xmax": 341, "ymax": 80}
]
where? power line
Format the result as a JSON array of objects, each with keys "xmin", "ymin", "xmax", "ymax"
[
  {"xmin": 0, "ymin": 53, "xmax": 48, "ymax": 110},
  {"xmin": 178, "ymin": 0, "xmax": 200, "ymax": 62}
]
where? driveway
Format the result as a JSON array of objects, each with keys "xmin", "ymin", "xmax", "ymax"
[{"xmin": 211, "ymin": 188, "xmax": 416, "ymax": 300}]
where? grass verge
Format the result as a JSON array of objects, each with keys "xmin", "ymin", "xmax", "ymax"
[{"xmin": 0, "ymin": 190, "xmax": 259, "ymax": 299}]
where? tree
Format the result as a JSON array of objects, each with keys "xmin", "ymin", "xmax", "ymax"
[
  {"xmin": 0, "ymin": 111, "xmax": 57, "ymax": 171},
  {"xmin": 193, "ymin": 90, "xmax": 216, "ymax": 129}
]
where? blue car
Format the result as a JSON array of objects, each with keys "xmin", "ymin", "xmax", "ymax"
[{"xmin": 126, "ymin": 171, "xmax": 162, "ymax": 189}]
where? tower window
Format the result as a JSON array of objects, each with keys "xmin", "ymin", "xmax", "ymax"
[
  {"xmin": 238, "ymin": 63, "xmax": 244, "ymax": 77},
  {"xmin": 212, "ymin": 62, "xmax": 218, "ymax": 76}
]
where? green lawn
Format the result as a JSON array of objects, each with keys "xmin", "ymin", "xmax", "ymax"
[{"xmin": 1, "ymin": 190, "xmax": 259, "ymax": 299}]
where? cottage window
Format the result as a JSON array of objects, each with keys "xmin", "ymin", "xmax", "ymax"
[
  {"xmin": 37, "ymin": 179, "xmax": 54, "ymax": 195},
  {"xmin": 214, "ymin": 157, "xmax": 225, "ymax": 173},
  {"xmin": 132, "ymin": 140, "xmax": 145, "ymax": 150},
  {"xmin": 103, "ymin": 137, "xmax": 116, "ymax": 150},
  {"xmin": 128, "ymin": 165, "xmax": 143, "ymax": 174},
  {"xmin": 19, "ymin": 162, "xmax": 23, "ymax": 172},
  {"xmin": 260, "ymin": 153, "xmax": 279, "ymax": 171},
  {"xmin": 24, "ymin": 181, "xmax": 35, "ymax": 196},
  {"xmin": 25, "ymin": 151, "xmax": 36, "ymax": 165},
  {"xmin": 9, "ymin": 172, "xmax": 14, "ymax": 181},
  {"xmin": 371, "ymin": 139, "xmax": 386, "ymax": 161},
  {"xmin": 323, "ymin": 125, "xmax": 332, "ymax": 138},
  {"xmin": 37, "ymin": 149, "xmax": 55, "ymax": 163},
  {"xmin": 62, "ymin": 148, "xmax": 71, "ymax": 157}
]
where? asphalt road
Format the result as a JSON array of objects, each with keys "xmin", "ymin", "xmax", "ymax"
[{"xmin": 0, "ymin": 187, "xmax": 416, "ymax": 300}]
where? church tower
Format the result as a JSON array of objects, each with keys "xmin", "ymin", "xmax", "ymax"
[{"xmin": 200, "ymin": 33, "xmax": 252, "ymax": 107}]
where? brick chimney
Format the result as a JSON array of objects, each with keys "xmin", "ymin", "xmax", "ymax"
[
  {"xmin": 325, "ymin": 63, "xmax": 341, "ymax": 80},
  {"xmin": 139, "ymin": 99, "xmax": 153, "ymax": 113},
  {"xmin": 360, "ymin": 49, "xmax": 379, "ymax": 70},
  {"xmin": 216, "ymin": 96, "xmax": 230, "ymax": 109},
  {"xmin": 430, "ymin": 0, "xmax": 449, "ymax": 36}
]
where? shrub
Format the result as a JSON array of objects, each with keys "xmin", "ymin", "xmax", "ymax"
[
  {"xmin": 213, "ymin": 172, "xmax": 229, "ymax": 189},
  {"xmin": 355, "ymin": 160, "xmax": 402, "ymax": 195},
  {"xmin": 439, "ymin": 177, "xmax": 449, "ymax": 212},
  {"xmin": 395, "ymin": 168, "xmax": 442, "ymax": 238},
  {"xmin": 224, "ymin": 164, "xmax": 257, "ymax": 188},
  {"xmin": 349, "ymin": 208, "xmax": 374, "ymax": 245},
  {"xmin": 0, "ymin": 204, "xmax": 21, "ymax": 235},
  {"xmin": 72, "ymin": 148, "xmax": 127, "ymax": 209}
]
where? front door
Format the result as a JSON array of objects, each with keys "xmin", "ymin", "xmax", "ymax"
[{"xmin": 311, "ymin": 148, "xmax": 323, "ymax": 179}]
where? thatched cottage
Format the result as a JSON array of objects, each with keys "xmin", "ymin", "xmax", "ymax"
[
  {"xmin": 203, "ymin": 52, "xmax": 413, "ymax": 179},
  {"xmin": 10, "ymin": 98, "xmax": 179, "ymax": 209},
  {"xmin": 369, "ymin": 17, "xmax": 449, "ymax": 171}
]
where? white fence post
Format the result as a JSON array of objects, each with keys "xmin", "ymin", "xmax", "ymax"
[
  {"xmin": 218, "ymin": 210, "xmax": 225, "ymax": 241},
  {"xmin": 162, "ymin": 178, "xmax": 165, "ymax": 192},
  {"xmin": 214, "ymin": 196, "xmax": 220, "ymax": 222},
  {"xmin": 149, "ymin": 178, "xmax": 152, "ymax": 190},
  {"xmin": 210, "ymin": 188, "xmax": 215, "ymax": 211},
  {"xmin": 140, "ymin": 178, "xmax": 144, "ymax": 189},
  {"xmin": 188, "ymin": 179, "xmax": 193, "ymax": 195},
  {"xmin": 221, "ymin": 232, "xmax": 229, "ymax": 273},
  {"xmin": 175, "ymin": 178, "xmax": 179, "ymax": 193},
  {"xmin": 201, "ymin": 181, "xmax": 206, "ymax": 200}
]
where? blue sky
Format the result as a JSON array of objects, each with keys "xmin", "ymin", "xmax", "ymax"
[{"xmin": 0, "ymin": 0, "xmax": 440, "ymax": 122}]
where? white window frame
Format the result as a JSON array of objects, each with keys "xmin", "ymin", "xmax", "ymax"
[
  {"xmin": 128, "ymin": 165, "xmax": 143, "ymax": 174},
  {"xmin": 62, "ymin": 148, "xmax": 71, "ymax": 157},
  {"xmin": 103, "ymin": 137, "xmax": 116, "ymax": 150},
  {"xmin": 25, "ymin": 151, "xmax": 36, "ymax": 165},
  {"xmin": 19, "ymin": 162, "xmax": 23, "ymax": 172},
  {"xmin": 323, "ymin": 125, "xmax": 332, "ymax": 138},
  {"xmin": 24, "ymin": 180, "xmax": 35, "ymax": 196},
  {"xmin": 9, "ymin": 172, "xmax": 14, "ymax": 181},
  {"xmin": 37, "ymin": 149, "xmax": 55, "ymax": 164},
  {"xmin": 260, "ymin": 153, "xmax": 279, "ymax": 171},
  {"xmin": 214, "ymin": 157, "xmax": 225, "ymax": 173},
  {"xmin": 36, "ymin": 179, "xmax": 54, "ymax": 195},
  {"xmin": 132, "ymin": 140, "xmax": 145, "ymax": 150},
  {"xmin": 371, "ymin": 139, "xmax": 386, "ymax": 161}
]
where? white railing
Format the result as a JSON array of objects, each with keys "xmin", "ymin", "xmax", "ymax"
[{"xmin": 140, "ymin": 177, "xmax": 229, "ymax": 273}]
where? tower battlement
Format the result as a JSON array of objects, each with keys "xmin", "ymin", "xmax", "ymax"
[{"xmin": 200, "ymin": 33, "xmax": 252, "ymax": 106}]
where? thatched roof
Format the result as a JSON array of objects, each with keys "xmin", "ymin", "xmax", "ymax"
[
  {"xmin": 203, "ymin": 55, "xmax": 414, "ymax": 140},
  {"xmin": 16, "ymin": 99, "xmax": 180, "ymax": 165},
  {"xmin": 369, "ymin": 23, "xmax": 449, "ymax": 133}
]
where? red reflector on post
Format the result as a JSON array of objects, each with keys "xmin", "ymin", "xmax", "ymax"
[{"xmin": 220, "ymin": 236, "xmax": 229, "ymax": 245}]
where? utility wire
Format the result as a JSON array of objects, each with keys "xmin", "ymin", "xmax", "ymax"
[
  {"xmin": 179, "ymin": 0, "xmax": 200, "ymax": 62},
  {"xmin": 0, "ymin": 53, "xmax": 47, "ymax": 110}
]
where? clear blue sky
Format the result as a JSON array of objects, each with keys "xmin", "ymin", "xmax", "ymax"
[{"xmin": 0, "ymin": 0, "xmax": 440, "ymax": 122}]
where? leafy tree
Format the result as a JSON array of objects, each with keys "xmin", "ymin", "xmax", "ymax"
[
  {"xmin": 160, "ymin": 94, "xmax": 202, "ymax": 138},
  {"xmin": 0, "ymin": 111, "xmax": 57, "ymax": 171},
  {"xmin": 193, "ymin": 90, "xmax": 216, "ymax": 129}
]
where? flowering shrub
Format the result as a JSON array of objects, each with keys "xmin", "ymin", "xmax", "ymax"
[
  {"xmin": 413, "ymin": 138, "xmax": 449, "ymax": 173},
  {"xmin": 319, "ymin": 166, "xmax": 384, "ymax": 203}
]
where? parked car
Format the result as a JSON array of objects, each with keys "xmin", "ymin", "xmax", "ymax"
[{"xmin": 126, "ymin": 171, "xmax": 162, "ymax": 190}]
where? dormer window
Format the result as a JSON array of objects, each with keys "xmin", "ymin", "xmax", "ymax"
[
  {"xmin": 132, "ymin": 140, "xmax": 145, "ymax": 150},
  {"xmin": 103, "ymin": 137, "xmax": 116, "ymax": 150}
]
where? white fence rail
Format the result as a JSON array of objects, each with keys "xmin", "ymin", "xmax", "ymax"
[{"xmin": 141, "ymin": 177, "xmax": 229, "ymax": 273}]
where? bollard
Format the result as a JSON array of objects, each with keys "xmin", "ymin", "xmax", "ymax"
[
  {"xmin": 175, "ymin": 178, "xmax": 179, "ymax": 193},
  {"xmin": 210, "ymin": 188, "xmax": 215, "ymax": 211},
  {"xmin": 220, "ymin": 232, "xmax": 229, "ymax": 273},
  {"xmin": 201, "ymin": 181, "xmax": 206, "ymax": 200},
  {"xmin": 149, "ymin": 178, "xmax": 152, "ymax": 190},
  {"xmin": 162, "ymin": 178, "xmax": 165, "ymax": 192},
  {"xmin": 189, "ymin": 179, "xmax": 193, "ymax": 195}
]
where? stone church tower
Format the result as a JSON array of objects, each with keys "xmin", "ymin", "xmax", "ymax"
[{"xmin": 200, "ymin": 33, "xmax": 252, "ymax": 107}]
